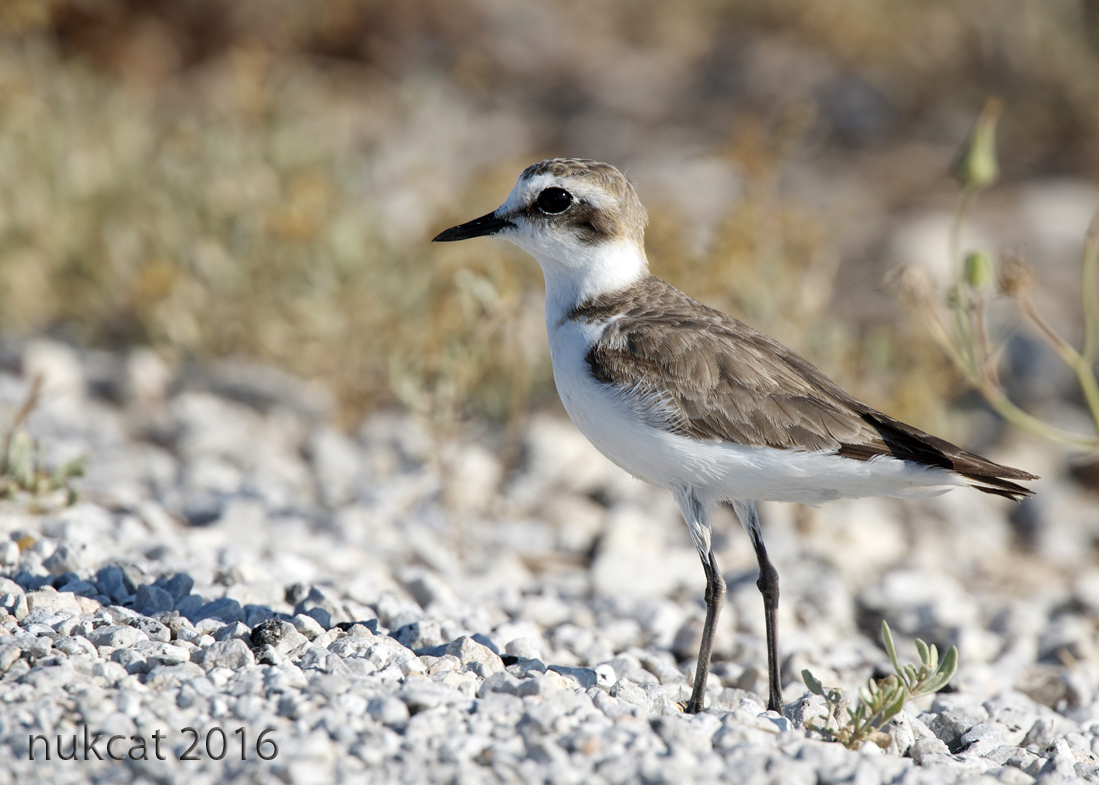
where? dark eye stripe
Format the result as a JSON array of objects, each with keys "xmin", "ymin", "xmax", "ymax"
[{"xmin": 536, "ymin": 187, "xmax": 572, "ymax": 214}]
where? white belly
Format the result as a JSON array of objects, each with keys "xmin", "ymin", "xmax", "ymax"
[{"xmin": 547, "ymin": 318, "xmax": 961, "ymax": 505}]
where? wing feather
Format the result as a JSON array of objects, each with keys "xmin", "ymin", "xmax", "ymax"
[{"xmin": 576, "ymin": 277, "xmax": 1036, "ymax": 499}]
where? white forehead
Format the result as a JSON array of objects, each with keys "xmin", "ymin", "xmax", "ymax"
[{"xmin": 498, "ymin": 171, "xmax": 617, "ymax": 215}]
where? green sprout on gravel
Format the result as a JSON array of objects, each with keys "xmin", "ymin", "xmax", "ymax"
[
  {"xmin": 0, "ymin": 376, "xmax": 84, "ymax": 510},
  {"xmin": 890, "ymin": 96, "xmax": 1099, "ymax": 452},
  {"xmin": 802, "ymin": 621, "xmax": 958, "ymax": 750}
]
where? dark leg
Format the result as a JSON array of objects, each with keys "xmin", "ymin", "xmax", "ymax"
[
  {"xmin": 685, "ymin": 548, "xmax": 726, "ymax": 713},
  {"xmin": 747, "ymin": 510, "xmax": 783, "ymax": 714}
]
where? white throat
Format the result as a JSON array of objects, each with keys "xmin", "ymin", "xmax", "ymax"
[{"xmin": 508, "ymin": 235, "xmax": 648, "ymax": 326}]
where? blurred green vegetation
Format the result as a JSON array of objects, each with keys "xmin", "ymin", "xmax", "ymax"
[{"xmin": 0, "ymin": 0, "xmax": 1096, "ymax": 428}]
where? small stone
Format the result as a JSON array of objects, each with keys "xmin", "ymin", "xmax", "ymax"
[
  {"xmin": 400, "ymin": 568, "xmax": 461, "ymax": 609},
  {"xmin": 201, "ymin": 638, "xmax": 255, "ymax": 670},
  {"xmin": 250, "ymin": 619, "xmax": 284, "ymax": 648},
  {"xmin": 478, "ymin": 671, "xmax": 521, "ymax": 696},
  {"xmin": 0, "ymin": 540, "xmax": 19, "ymax": 567},
  {"xmin": 24, "ymin": 590, "xmax": 82, "ymax": 615},
  {"xmin": 55, "ymin": 579, "xmax": 98, "ymax": 597},
  {"xmin": 908, "ymin": 736, "xmax": 951, "ymax": 764},
  {"xmin": 368, "ymin": 696, "xmax": 411, "ymax": 725},
  {"xmin": 610, "ymin": 679, "xmax": 648, "ymax": 709},
  {"xmin": 516, "ymin": 675, "xmax": 560, "ymax": 698},
  {"xmin": 95, "ymin": 566, "xmax": 135, "ymax": 604},
  {"xmin": 292, "ymin": 613, "xmax": 326, "ymax": 640},
  {"xmin": 293, "ymin": 585, "xmax": 349, "ymax": 627},
  {"xmin": 134, "ymin": 584, "xmax": 174, "ymax": 615},
  {"xmin": 175, "ymin": 595, "xmax": 203, "ymax": 615},
  {"xmin": 244, "ymin": 605, "xmax": 275, "ymax": 627},
  {"xmin": 214, "ymin": 621, "xmax": 251, "ymax": 642},
  {"xmin": 128, "ymin": 616, "xmax": 171, "ymax": 643},
  {"xmin": 156, "ymin": 573, "xmax": 195, "ymax": 601},
  {"xmin": 298, "ymin": 645, "xmax": 349, "ymax": 674},
  {"xmin": 961, "ymin": 722, "xmax": 1008, "ymax": 757},
  {"xmin": 929, "ymin": 705, "xmax": 991, "ymax": 752},
  {"xmin": 86, "ymin": 625, "xmax": 144, "ymax": 649},
  {"xmin": 0, "ymin": 646, "xmax": 24, "ymax": 672},
  {"xmin": 504, "ymin": 637, "xmax": 544, "ymax": 660},
  {"xmin": 194, "ymin": 597, "xmax": 245, "ymax": 624},
  {"xmin": 42, "ymin": 543, "xmax": 85, "ymax": 575},
  {"xmin": 145, "ymin": 663, "xmax": 205, "ymax": 689},
  {"xmin": 446, "ymin": 636, "xmax": 503, "ymax": 678},
  {"xmin": 394, "ymin": 619, "xmax": 444, "ymax": 650},
  {"xmin": 547, "ymin": 665, "xmax": 598, "ymax": 689}
]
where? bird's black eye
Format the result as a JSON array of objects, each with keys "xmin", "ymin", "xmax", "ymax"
[{"xmin": 535, "ymin": 187, "xmax": 573, "ymax": 214}]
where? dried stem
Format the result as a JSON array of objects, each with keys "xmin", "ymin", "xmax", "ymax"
[{"xmin": 1, "ymin": 374, "xmax": 42, "ymax": 475}]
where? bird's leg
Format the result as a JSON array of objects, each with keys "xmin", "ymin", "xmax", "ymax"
[
  {"xmin": 685, "ymin": 547, "xmax": 726, "ymax": 714},
  {"xmin": 745, "ymin": 501, "xmax": 783, "ymax": 714}
]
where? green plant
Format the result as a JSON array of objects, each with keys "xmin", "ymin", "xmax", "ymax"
[
  {"xmin": 801, "ymin": 621, "xmax": 958, "ymax": 750},
  {"xmin": 0, "ymin": 376, "xmax": 84, "ymax": 509},
  {"xmin": 890, "ymin": 97, "xmax": 1099, "ymax": 451}
]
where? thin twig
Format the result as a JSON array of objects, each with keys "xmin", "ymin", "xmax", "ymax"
[
  {"xmin": 1, "ymin": 375, "xmax": 43, "ymax": 475},
  {"xmin": 1016, "ymin": 292, "xmax": 1099, "ymax": 433},
  {"xmin": 1082, "ymin": 210, "xmax": 1099, "ymax": 365}
]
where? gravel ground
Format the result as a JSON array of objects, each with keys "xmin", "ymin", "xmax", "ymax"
[{"xmin": 1, "ymin": 340, "xmax": 1098, "ymax": 784}]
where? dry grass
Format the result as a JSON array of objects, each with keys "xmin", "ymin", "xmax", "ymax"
[{"xmin": 0, "ymin": 1, "xmax": 1095, "ymax": 429}]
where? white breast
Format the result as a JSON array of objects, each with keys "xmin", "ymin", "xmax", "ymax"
[{"xmin": 546, "ymin": 317, "xmax": 963, "ymax": 505}]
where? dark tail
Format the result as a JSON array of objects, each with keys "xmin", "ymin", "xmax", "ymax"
[{"xmin": 838, "ymin": 411, "xmax": 1038, "ymax": 502}]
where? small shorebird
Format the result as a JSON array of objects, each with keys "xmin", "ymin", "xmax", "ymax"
[{"xmin": 433, "ymin": 158, "xmax": 1036, "ymax": 714}]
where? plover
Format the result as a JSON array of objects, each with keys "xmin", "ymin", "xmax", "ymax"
[{"xmin": 433, "ymin": 158, "xmax": 1036, "ymax": 714}]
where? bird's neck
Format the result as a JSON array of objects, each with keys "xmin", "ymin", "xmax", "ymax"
[{"xmin": 535, "ymin": 240, "xmax": 648, "ymax": 328}]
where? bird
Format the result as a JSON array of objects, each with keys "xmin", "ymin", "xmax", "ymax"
[{"xmin": 432, "ymin": 158, "xmax": 1037, "ymax": 715}]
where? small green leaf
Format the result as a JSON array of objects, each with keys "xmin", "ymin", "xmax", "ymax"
[
  {"xmin": 914, "ymin": 638, "xmax": 930, "ymax": 665},
  {"xmin": 802, "ymin": 669, "xmax": 824, "ymax": 696},
  {"xmin": 882, "ymin": 621, "xmax": 902, "ymax": 676},
  {"xmin": 918, "ymin": 646, "xmax": 958, "ymax": 696},
  {"xmin": 951, "ymin": 97, "xmax": 1002, "ymax": 190}
]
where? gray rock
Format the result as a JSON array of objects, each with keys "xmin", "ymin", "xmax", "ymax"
[
  {"xmin": 156, "ymin": 573, "xmax": 195, "ymax": 601},
  {"xmin": 908, "ymin": 736, "xmax": 952, "ymax": 764},
  {"xmin": 609, "ymin": 679, "xmax": 648, "ymax": 709},
  {"xmin": 291, "ymin": 613, "xmax": 326, "ymax": 640},
  {"xmin": 478, "ymin": 671, "xmax": 521, "ymax": 696},
  {"xmin": 0, "ymin": 645, "xmax": 24, "ymax": 672},
  {"xmin": 134, "ymin": 584, "xmax": 175, "ymax": 615},
  {"xmin": 95, "ymin": 566, "xmax": 135, "ymax": 604},
  {"xmin": 0, "ymin": 577, "xmax": 28, "ymax": 621},
  {"xmin": 368, "ymin": 695, "xmax": 411, "ymax": 725},
  {"xmin": 984, "ymin": 745, "xmax": 1044, "ymax": 776},
  {"xmin": 194, "ymin": 597, "xmax": 245, "ymax": 624},
  {"xmin": 928, "ymin": 704, "xmax": 991, "ymax": 752},
  {"xmin": 86, "ymin": 625, "xmax": 144, "ymax": 649},
  {"xmin": 145, "ymin": 662, "xmax": 206, "ymax": 689},
  {"xmin": 128, "ymin": 616, "xmax": 171, "ymax": 642},
  {"xmin": 446, "ymin": 636, "xmax": 503, "ymax": 678},
  {"xmin": 298, "ymin": 645, "xmax": 349, "ymax": 674},
  {"xmin": 961, "ymin": 722, "xmax": 1008, "ymax": 757},
  {"xmin": 214, "ymin": 621, "xmax": 251, "ymax": 642},
  {"xmin": 547, "ymin": 665, "xmax": 598, "ymax": 689},
  {"xmin": 244, "ymin": 605, "xmax": 275, "ymax": 627},
  {"xmin": 0, "ymin": 540, "xmax": 19, "ymax": 567},
  {"xmin": 201, "ymin": 638, "xmax": 255, "ymax": 670},
  {"xmin": 394, "ymin": 619, "xmax": 444, "ymax": 650},
  {"xmin": 293, "ymin": 585, "xmax": 349, "ymax": 627}
]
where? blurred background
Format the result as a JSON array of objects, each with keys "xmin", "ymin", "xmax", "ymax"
[{"xmin": 1, "ymin": 0, "xmax": 1098, "ymax": 442}]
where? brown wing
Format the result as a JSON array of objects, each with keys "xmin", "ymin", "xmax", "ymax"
[{"xmin": 576, "ymin": 277, "xmax": 1037, "ymax": 500}]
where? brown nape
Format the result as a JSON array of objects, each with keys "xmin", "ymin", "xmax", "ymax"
[{"xmin": 835, "ymin": 412, "xmax": 1038, "ymax": 501}]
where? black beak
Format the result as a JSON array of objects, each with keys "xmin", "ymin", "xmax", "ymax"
[{"xmin": 432, "ymin": 211, "xmax": 514, "ymax": 242}]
